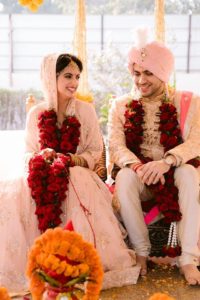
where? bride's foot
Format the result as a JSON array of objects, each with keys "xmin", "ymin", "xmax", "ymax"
[
  {"xmin": 136, "ymin": 255, "xmax": 147, "ymax": 276},
  {"xmin": 180, "ymin": 264, "xmax": 200, "ymax": 285}
]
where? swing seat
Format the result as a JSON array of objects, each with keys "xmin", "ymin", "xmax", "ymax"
[{"xmin": 142, "ymin": 199, "xmax": 170, "ymax": 257}]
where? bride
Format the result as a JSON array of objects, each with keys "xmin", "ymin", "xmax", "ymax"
[{"xmin": 0, "ymin": 53, "xmax": 140, "ymax": 293}]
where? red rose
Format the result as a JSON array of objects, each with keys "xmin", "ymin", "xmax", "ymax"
[
  {"xmin": 187, "ymin": 158, "xmax": 200, "ymax": 168},
  {"xmin": 160, "ymin": 133, "xmax": 168, "ymax": 144},
  {"xmin": 162, "ymin": 246, "xmax": 181, "ymax": 258},
  {"xmin": 29, "ymin": 155, "xmax": 46, "ymax": 170},
  {"xmin": 168, "ymin": 104, "xmax": 176, "ymax": 114},
  {"xmin": 162, "ymin": 122, "xmax": 176, "ymax": 131},
  {"xmin": 31, "ymin": 189, "xmax": 44, "ymax": 198},
  {"xmin": 167, "ymin": 136, "xmax": 178, "ymax": 148},
  {"xmin": 57, "ymin": 153, "xmax": 72, "ymax": 167},
  {"xmin": 159, "ymin": 203, "xmax": 169, "ymax": 212},
  {"xmin": 50, "ymin": 160, "xmax": 66, "ymax": 176},
  {"xmin": 172, "ymin": 128, "xmax": 181, "ymax": 137},
  {"xmin": 61, "ymin": 132, "xmax": 70, "ymax": 141},
  {"xmin": 28, "ymin": 177, "xmax": 44, "ymax": 188},
  {"xmin": 35, "ymin": 206, "xmax": 46, "ymax": 215},
  {"xmin": 133, "ymin": 126, "xmax": 143, "ymax": 134},
  {"xmin": 64, "ymin": 116, "xmax": 81, "ymax": 127},
  {"xmin": 165, "ymin": 176, "xmax": 174, "ymax": 186},
  {"xmin": 60, "ymin": 141, "xmax": 74, "ymax": 152},
  {"xmin": 126, "ymin": 132, "xmax": 143, "ymax": 145},
  {"xmin": 124, "ymin": 121, "xmax": 133, "ymax": 129},
  {"xmin": 169, "ymin": 186, "xmax": 178, "ymax": 195},
  {"xmin": 43, "ymin": 192, "xmax": 55, "ymax": 203},
  {"xmin": 43, "ymin": 125, "xmax": 57, "ymax": 134},
  {"xmin": 133, "ymin": 115, "xmax": 143, "ymax": 123},
  {"xmin": 124, "ymin": 110, "xmax": 135, "ymax": 119},
  {"xmin": 130, "ymin": 101, "xmax": 142, "ymax": 110},
  {"xmin": 160, "ymin": 112, "xmax": 170, "ymax": 121},
  {"xmin": 38, "ymin": 109, "xmax": 57, "ymax": 120},
  {"xmin": 70, "ymin": 137, "xmax": 80, "ymax": 147},
  {"xmin": 47, "ymin": 182, "xmax": 61, "ymax": 192},
  {"xmin": 46, "ymin": 269, "xmax": 70, "ymax": 285},
  {"xmin": 46, "ymin": 140, "xmax": 60, "ymax": 150}
]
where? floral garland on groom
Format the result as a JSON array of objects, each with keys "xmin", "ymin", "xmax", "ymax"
[{"xmin": 124, "ymin": 94, "xmax": 200, "ymax": 257}]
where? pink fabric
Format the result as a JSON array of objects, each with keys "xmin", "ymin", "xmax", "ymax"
[
  {"xmin": 180, "ymin": 91, "xmax": 193, "ymax": 135},
  {"xmin": 128, "ymin": 41, "xmax": 174, "ymax": 82},
  {"xmin": 106, "ymin": 183, "xmax": 115, "ymax": 194},
  {"xmin": 144, "ymin": 206, "xmax": 160, "ymax": 225}
]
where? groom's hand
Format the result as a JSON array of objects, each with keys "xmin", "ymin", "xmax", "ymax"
[{"xmin": 137, "ymin": 160, "xmax": 170, "ymax": 185}]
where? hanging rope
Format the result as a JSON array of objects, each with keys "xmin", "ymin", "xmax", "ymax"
[
  {"xmin": 155, "ymin": 0, "xmax": 165, "ymax": 43},
  {"xmin": 73, "ymin": 0, "xmax": 93, "ymax": 103}
]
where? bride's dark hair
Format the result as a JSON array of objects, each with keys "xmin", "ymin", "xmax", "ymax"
[{"xmin": 56, "ymin": 53, "xmax": 83, "ymax": 73}]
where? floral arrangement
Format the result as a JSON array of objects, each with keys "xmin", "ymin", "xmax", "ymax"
[
  {"xmin": 28, "ymin": 153, "xmax": 72, "ymax": 232},
  {"xmin": 149, "ymin": 293, "xmax": 176, "ymax": 300},
  {"xmin": 27, "ymin": 110, "xmax": 81, "ymax": 232},
  {"xmin": 0, "ymin": 287, "xmax": 11, "ymax": 300},
  {"xmin": 18, "ymin": 0, "xmax": 44, "ymax": 12},
  {"xmin": 124, "ymin": 95, "xmax": 200, "ymax": 257},
  {"xmin": 37, "ymin": 110, "xmax": 80, "ymax": 154},
  {"xmin": 26, "ymin": 226, "xmax": 103, "ymax": 300}
]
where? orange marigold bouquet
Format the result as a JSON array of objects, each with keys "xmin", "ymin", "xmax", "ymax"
[
  {"xmin": 0, "ymin": 287, "xmax": 11, "ymax": 300},
  {"xmin": 149, "ymin": 293, "xmax": 176, "ymax": 300},
  {"xmin": 26, "ymin": 226, "xmax": 103, "ymax": 300},
  {"xmin": 18, "ymin": 0, "xmax": 44, "ymax": 12}
]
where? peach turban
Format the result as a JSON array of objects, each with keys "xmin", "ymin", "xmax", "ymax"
[{"xmin": 128, "ymin": 41, "xmax": 174, "ymax": 83}]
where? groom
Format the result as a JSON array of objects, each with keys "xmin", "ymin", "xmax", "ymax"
[{"xmin": 108, "ymin": 35, "xmax": 200, "ymax": 285}]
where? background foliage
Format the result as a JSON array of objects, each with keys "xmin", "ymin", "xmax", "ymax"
[
  {"xmin": 1, "ymin": 0, "xmax": 199, "ymax": 130},
  {"xmin": 89, "ymin": 44, "xmax": 132, "ymax": 133},
  {"xmin": 0, "ymin": 0, "xmax": 200, "ymax": 14},
  {"xmin": 0, "ymin": 89, "xmax": 42, "ymax": 130}
]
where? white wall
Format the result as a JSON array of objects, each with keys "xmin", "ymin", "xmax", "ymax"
[{"xmin": 0, "ymin": 14, "xmax": 200, "ymax": 90}]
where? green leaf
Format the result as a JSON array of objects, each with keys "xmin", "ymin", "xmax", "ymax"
[
  {"xmin": 64, "ymin": 273, "xmax": 89, "ymax": 287},
  {"xmin": 35, "ymin": 269, "xmax": 60, "ymax": 287}
]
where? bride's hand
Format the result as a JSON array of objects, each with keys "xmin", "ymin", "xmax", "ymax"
[{"xmin": 40, "ymin": 148, "xmax": 57, "ymax": 160}]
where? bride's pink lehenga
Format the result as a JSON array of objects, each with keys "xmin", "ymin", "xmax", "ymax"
[{"xmin": 0, "ymin": 54, "xmax": 140, "ymax": 293}]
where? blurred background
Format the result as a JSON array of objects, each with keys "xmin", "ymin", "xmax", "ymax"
[{"xmin": 0, "ymin": 0, "xmax": 199, "ymax": 131}]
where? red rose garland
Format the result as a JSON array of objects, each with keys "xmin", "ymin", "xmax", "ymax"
[
  {"xmin": 38, "ymin": 110, "xmax": 81, "ymax": 154},
  {"xmin": 28, "ymin": 110, "xmax": 81, "ymax": 232},
  {"xmin": 124, "ymin": 98, "xmax": 200, "ymax": 257}
]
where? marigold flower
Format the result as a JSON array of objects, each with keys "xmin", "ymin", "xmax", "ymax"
[
  {"xmin": 64, "ymin": 264, "xmax": 74, "ymax": 277},
  {"xmin": 32, "ymin": 0, "xmax": 43, "ymax": 5},
  {"xmin": 27, "ymin": 228, "xmax": 103, "ymax": 300},
  {"xmin": 71, "ymin": 267, "xmax": 80, "ymax": 278},
  {"xmin": 18, "ymin": 0, "xmax": 31, "ymax": 5},
  {"xmin": 55, "ymin": 261, "xmax": 67, "ymax": 275},
  {"xmin": 0, "ymin": 287, "xmax": 11, "ymax": 300},
  {"xmin": 78, "ymin": 263, "xmax": 89, "ymax": 275},
  {"xmin": 56, "ymin": 241, "xmax": 70, "ymax": 255},
  {"xmin": 18, "ymin": 0, "xmax": 44, "ymax": 12}
]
